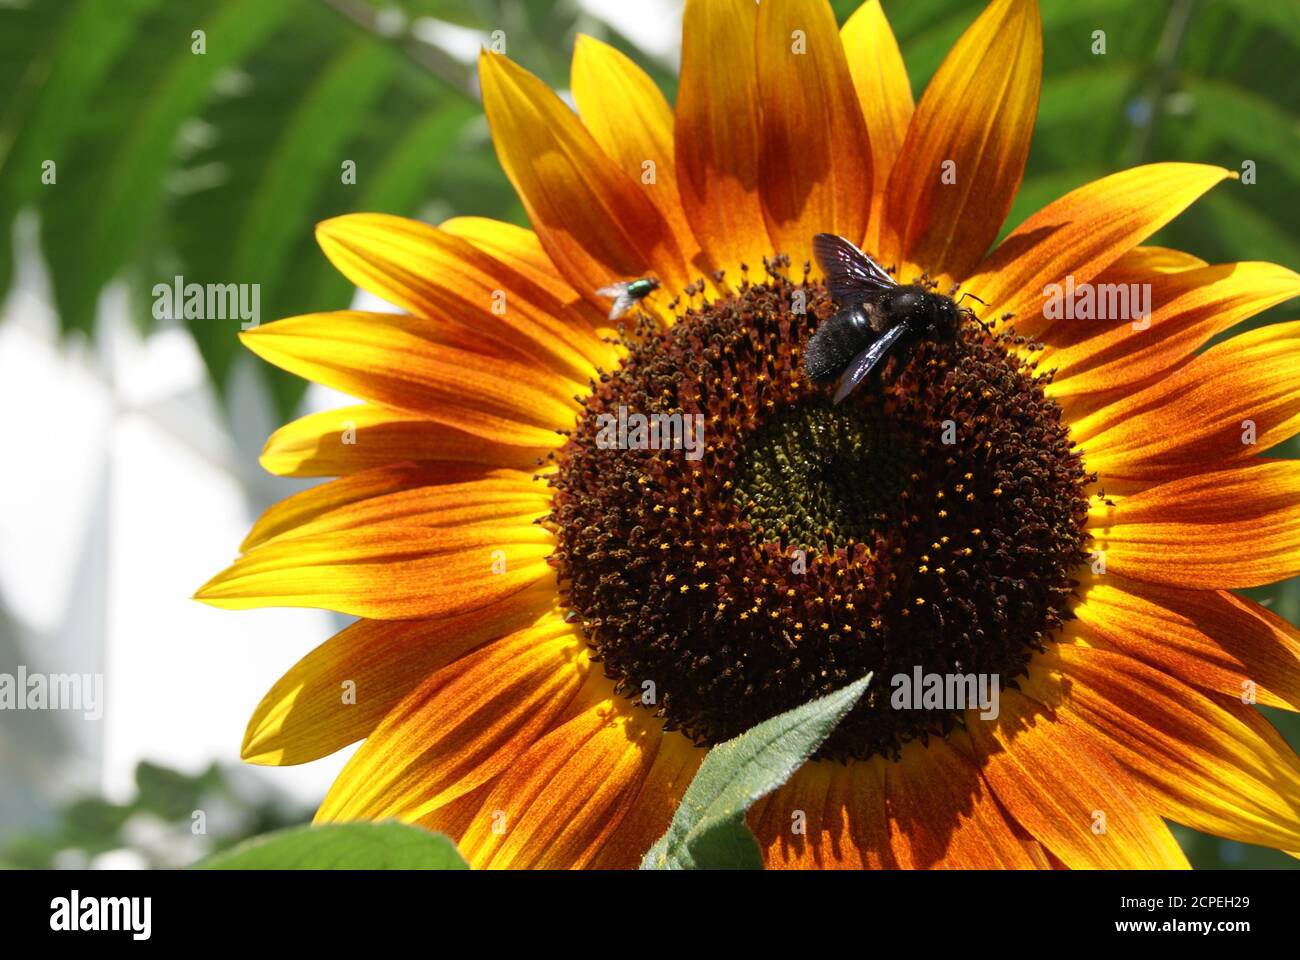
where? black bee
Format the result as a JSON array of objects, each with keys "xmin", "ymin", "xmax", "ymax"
[{"xmin": 804, "ymin": 233, "xmax": 976, "ymax": 403}]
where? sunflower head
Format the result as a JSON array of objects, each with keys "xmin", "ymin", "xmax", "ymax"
[{"xmin": 197, "ymin": 0, "xmax": 1300, "ymax": 871}]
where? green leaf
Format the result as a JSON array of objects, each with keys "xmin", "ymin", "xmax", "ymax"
[
  {"xmin": 641, "ymin": 673, "xmax": 872, "ymax": 870},
  {"xmin": 40, "ymin": 0, "xmax": 300, "ymax": 335},
  {"xmin": 198, "ymin": 822, "xmax": 469, "ymax": 870}
]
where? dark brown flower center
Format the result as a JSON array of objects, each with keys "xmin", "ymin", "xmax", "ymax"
[{"xmin": 547, "ymin": 260, "xmax": 1092, "ymax": 760}]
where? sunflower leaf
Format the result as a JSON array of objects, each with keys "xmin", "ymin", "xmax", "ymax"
[
  {"xmin": 197, "ymin": 822, "xmax": 468, "ymax": 870},
  {"xmin": 640, "ymin": 673, "xmax": 872, "ymax": 871}
]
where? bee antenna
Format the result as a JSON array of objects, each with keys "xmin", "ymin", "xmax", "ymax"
[{"xmin": 957, "ymin": 291, "xmax": 987, "ymax": 307}]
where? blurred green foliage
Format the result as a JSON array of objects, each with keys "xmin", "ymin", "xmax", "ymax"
[{"xmin": 1, "ymin": 760, "xmax": 311, "ymax": 869}]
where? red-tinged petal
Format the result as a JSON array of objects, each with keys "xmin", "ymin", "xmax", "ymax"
[
  {"xmin": 1074, "ymin": 574, "xmax": 1300, "ymax": 711},
  {"xmin": 968, "ymin": 687, "xmax": 1189, "ymax": 868},
  {"xmin": 242, "ymin": 587, "xmax": 558, "ymax": 766},
  {"xmin": 457, "ymin": 692, "xmax": 660, "ymax": 869},
  {"xmin": 756, "ymin": 0, "xmax": 872, "ymax": 260},
  {"xmin": 966, "ymin": 163, "xmax": 1233, "ymax": 334},
  {"xmin": 1087, "ymin": 460, "xmax": 1300, "ymax": 589},
  {"xmin": 570, "ymin": 34, "xmax": 700, "ymax": 273},
  {"xmin": 884, "ymin": 736, "xmax": 1040, "ymax": 868},
  {"xmin": 194, "ymin": 525, "xmax": 556, "ymax": 620},
  {"xmin": 1021, "ymin": 645, "xmax": 1300, "ymax": 851},
  {"xmin": 1072, "ymin": 319, "xmax": 1300, "ymax": 478},
  {"xmin": 316, "ymin": 616, "xmax": 593, "ymax": 822},
  {"xmin": 675, "ymin": 0, "xmax": 771, "ymax": 274},
  {"xmin": 881, "ymin": 0, "xmax": 1041, "ymax": 285}
]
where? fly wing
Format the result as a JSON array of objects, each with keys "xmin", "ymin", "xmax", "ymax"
[
  {"xmin": 605, "ymin": 292, "xmax": 637, "ymax": 320},
  {"xmin": 596, "ymin": 281, "xmax": 635, "ymax": 320},
  {"xmin": 813, "ymin": 233, "xmax": 896, "ymax": 304},
  {"xmin": 832, "ymin": 324, "xmax": 907, "ymax": 404}
]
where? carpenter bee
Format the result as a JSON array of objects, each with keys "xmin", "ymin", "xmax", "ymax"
[
  {"xmin": 596, "ymin": 276, "xmax": 659, "ymax": 320},
  {"xmin": 804, "ymin": 233, "xmax": 978, "ymax": 403}
]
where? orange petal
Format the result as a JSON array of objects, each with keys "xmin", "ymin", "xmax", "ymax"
[
  {"xmin": 570, "ymin": 34, "xmax": 699, "ymax": 272},
  {"xmin": 840, "ymin": 0, "xmax": 913, "ymax": 253},
  {"xmin": 1023, "ymin": 645, "xmax": 1300, "ymax": 851},
  {"xmin": 1074, "ymin": 574, "xmax": 1300, "ymax": 711},
  {"xmin": 588, "ymin": 732, "xmax": 704, "ymax": 869},
  {"xmin": 966, "ymin": 163, "xmax": 1232, "ymax": 334},
  {"xmin": 240, "ymin": 312, "xmax": 576, "ymax": 449},
  {"xmin": 240, "ymin": 464, "xmax": 549, "ymax": 550},
  {"xmin": 1100, "ymin": 244, "xmax": 1207, "ymax": 278},
  {"xmin": 881, "ymin": 0, "xmax": 1041, "ymax": 285},
  {"xmin": 1088, "ymin": 460, "xmax": 1300, "ymax": 589},
  {"xmin": 675, "ymin": 0, "xmax": 770, "ymax": 274},
  {"xmin": 749, "ymin": 758, "xmax": 896, "ymax": 869},
  {"xmin": 194, "ymin": 524, "xmax": 555, "ymax": 619},
  {"xmin": 1073, "ymin": 319, "xmax": 1300, "ymax": 478},
  {"xmin": 756, "ymin": 0, "xmax": 872, "ymax": 260},
  {"xmin": 315, "ymin": 616, "xmax": 592, "ymax": 822},
  {"xmin": 438, "ymin": 216, "xmax": 586, "ymax": 308},
  {"xmin": 316, "ymin": 214, "xmax": 615, "ymax": 377},
  {"xmin": 967, "ymin": 687, "xmax": 1188, "ymax": 868},
  {"xmin": 884, "ymin": 736, "xmax": 1039, "ymax": 868},
  {"xmin": 1044, "ymin": 263, "xmax": 1300, "ymax": 398},
  {"xmin": 257, "ymin": 404, "xmax": 551, "ymax": 477},
  {"xmin": 457, "ymin": 693, "xmax": 659, "ymax": 869},
  {"xmin": 241, "ymin": 586, "xmax": 558, "ymax": 766},
  {"xmin": 479, "ymin": 51, "xmax": 689, "ymax": 299}
]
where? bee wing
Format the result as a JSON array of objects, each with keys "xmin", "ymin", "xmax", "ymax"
[
  {"xmin": 832, "ymin": 324, "xmax": 907, "ymax": 404},
  {"xmin": 813, "ymin": 233, "xmax": 896, "ymax": 304}
]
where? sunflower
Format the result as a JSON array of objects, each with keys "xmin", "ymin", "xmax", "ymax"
[{"xmin": 196, "ymin": 0, "xmax": 1300, "ymax": 869}]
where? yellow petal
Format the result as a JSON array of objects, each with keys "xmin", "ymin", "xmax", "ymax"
[
  {"xmin": 240, "ymin": 464, "xmax": 549, "ymax": 550},
  {"xmin": 240, "ymin": 312, "xmax": 576, "ymax": 449},
  {"xmin": 316, "ymin": 213, "xmax": 614, "ymax": 377},
  {"xmin": 1043, "ymin": 263, "xmax": 1300, "ymax": 398},
  {"xmin": 257, "ymin": 404, "xmax": 549, "ymax": 477},
  {"xmin": 479, "ymin": 51, "xmax": 689, "ymax": 300},
  {"xmin": 570, "ymin": 34, "xmax": 699, "ymax": 271},
  {"xmin": 881, "ymin": 0, "xmax": 1041, "ymax": 285},
  {"xmin": 841, "ymin": 0, "xmax": 914, "ymax": 253}
]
